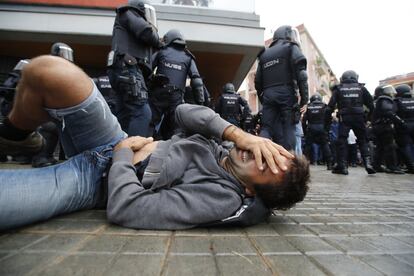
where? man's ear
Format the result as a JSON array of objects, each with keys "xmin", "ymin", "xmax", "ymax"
[{"xmin": 245, "ymin": 186, "xmax": 256, "ymax": 197}]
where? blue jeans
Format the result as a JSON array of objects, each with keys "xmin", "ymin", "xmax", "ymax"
[{"xmin": 0, "ymin": 82, "xmax": 126, "ymax": 230}]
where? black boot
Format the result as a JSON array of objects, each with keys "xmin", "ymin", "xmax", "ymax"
[
  {"xmin": 362, "ymin": 155, "xmax": 376, "ymax": 174},
  {"xmin": 31, "ymin": 122, "xmax": 59, "ymax": 168},
  {"xmin": 332, "ymin": 161, "xmax": 348, "ymax": 175}
]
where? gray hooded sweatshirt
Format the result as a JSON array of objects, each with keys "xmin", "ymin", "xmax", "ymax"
[{"xmin": 107, "ymin": 104, "xmax": 244, "ymax": 229}]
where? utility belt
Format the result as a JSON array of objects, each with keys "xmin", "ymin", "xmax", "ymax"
[
  {"xmin": 263, "ymin": 82, "xmax": 294, "ymax": 89},
  {"xmin": 108, "ymin": 51, "xmax": 148, "ymax": 101}
]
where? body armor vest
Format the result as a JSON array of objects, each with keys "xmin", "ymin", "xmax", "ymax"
[
  {"xmin": 96, "ymin": 76, "xmax": 112, "ymax": 98},
  {"xmin": 307, "ymin": 101, "xmax": 326, "ymax": 124},
  {"xmin": 111, "ymin": 9, "xmax": 154, "ymax": 73},
  {"xmin": 337, "ymin": 83, "xmax": 364, "ymax": 114},
  {"xmin": 372, "ymin": 96, "xmax": 394, "ymax": 124},
  {"xmin": 396, "ymin": 97, "xmax": 414, "ymax": 121},
  {"xmin": 259, "ymin": 41, "xmax": 293, "ymax": 89},
  {"xmin": 221, "ymin": 93, "xmax": 239, "ymax": 117},
  {"xmin": 154, "ymin": 47, "xmax": 193, "ymax": 91}
]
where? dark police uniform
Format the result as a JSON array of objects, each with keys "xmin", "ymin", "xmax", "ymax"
[
  {"xmin": 215, "ymin": 83, "xmax": 251, "ymax": 127},
  {"xmin": 0, "ymin": 59, "xmax": 59, "ymax": 167},
  {"xmin": 255, "ymin": 25, "xmax": 308, "ymax": 151},
  {"xmin": 327, "ymin": 71, "xmax": 375, "ymax": 175},
  {"xmin": 394, "ymin": 84, "xmax": 414, "ymax": 173},
  {"xmin": 93, "ymin": 76, "xmax": 119, "ymax": 116},
  {"xmin": 302, "ymin": 95, "xmax": 333, "ymax": 170},
  {"xmin": 107, "ymin": 1, "xmax": 161, "ymax": 137},
  {"xmin": 149, "ymin": 30, "xmax": 203, "ymax": 140},
  {"xmin": 371, "ymin": 86, "xmax": 405, "ymax": 173}
]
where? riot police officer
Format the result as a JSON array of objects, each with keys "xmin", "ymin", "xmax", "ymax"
[
  {"xmin": 184, "ymin": 80, "xmax": 211, "ymax": 107},
  {"xmin": 0, "ymin": 60, "xmax": 31, "ymax": 163},
  {"xmin": 302, "ymin": 93, "xmax": 333, "ymax": 170},
  {"xmin": 394, "ymin": 84, "xmax": 414, "ymax": 173},
  {"xmin": 327, "ymin": 70, "xmax": 375, "ymax": 175},
  {"xmin": 149, "ymin": 29, "xmax": 204, "ymax": 140},
  {"xmin": 93, "ymin": 75, "xmax": 119, "ymax": 115},
  {"xmin": 255, "ymin": 25, "xmax": 308, "ymax": 151},
  {"xmin": 371, "ymin": 85, "xmax": 405, "ymax": 174},
  {"xmin": 107, "ymin": 0, "xmax": 162, "ymax": 137},
  {"xmin": 215, "ymin": 83, "xmax": 251, "ymax": 127}
]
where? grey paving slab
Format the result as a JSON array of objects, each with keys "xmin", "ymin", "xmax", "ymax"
[
  {"xmin": 356, "ymin": 254, "xmax": 414, "ymax": 276},
  {"xmin": 244, "ymin": 223, "xmax": 279, "ymax": 236},
  {"xmin": 393, "ymin": 236, "xmax": 414, "ymax": 246},
  {"xmin": 122, "ymin": 236, "xmax": 169, "ymax": 253},
  {"xmin": 1, "ymin": 165, "xmax": 414, "ymax": 274},
  {"xmin": 285, "ymin": 236, "xmax": 341, "ymax": 254},
  {"xmin": 170, "ymin": 236, "xmax": 212, "ymax": 254},
  {"xmin": 271, "ymin": 223, "xmax": 314, "ymax": 236},
  {"xmin": 164, "ymin": 256, "xmax": 217, "ymax": 276},
  {"xmin": 41, "ymin": 254, "xmax": 116, "ymax": 276},
  {"xmin": 211, "ymin": 236, "xmax": 256, "ymax": 254},
  {"xmin": 0, "ymin": 233, "xmax": 47, "ymax": 251},
  {"xmin": 358, "ymin": 236, "xmax": 414, "ymax": 251},
  {"xmin": 310, "ymin": 255, "xmax": 383, "ymax": 276},
  {"xmin": 215, "ymin": 255, "xmax": 272, "ymax": 276},
  {"xmin": 78, "ymin": 235, "xmax": 129, "ymax": 252},
  {"xmin": 392, "ymin": 254, "xmax": 414, "ymax": 267},
  {"xmin": 321, "ymin": 236, "xmax": 380, "ymax": 253},
  {"xmin": 0, "ymin": 252, "xmax": 59, "ymax": 276},
  {"xmin": 27, "ymin": 234, "xmax": 86, "ymax": 251},
  {"xmin": 267, "ymin": 255, "xmax": 326, "ymax": 276},
  {"xmin": 252, "ymin": 236, "xmax": 300, "ymax": 254}
]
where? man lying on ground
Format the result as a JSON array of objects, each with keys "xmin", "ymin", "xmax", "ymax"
[{"xmin": 0, "ymin": 55, "xmax": 310, "ymax": 231}]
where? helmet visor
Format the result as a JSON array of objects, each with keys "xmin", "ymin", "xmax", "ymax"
[
  {"xmin": 382, "ymin": 85, "xmax": 396, "ymax": 97},
  {"xmin": 144, "ymin": 4, "xmax": 157, "ymax": 28},
  {"xmin": 290, "ymin": 27, "xmax": 302, "ymax": 46},
  {"xmin": 13, "ymin": 59, "xmax": 30, "ymax": 71},
  {"xmin": 58, "ymin": 46, "xmax": 74, "ymax": 62}
]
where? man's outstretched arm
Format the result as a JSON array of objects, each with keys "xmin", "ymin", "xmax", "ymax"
[{"xmin": 175, "ymin": 104, "xmax": 294, "ymax": 173}]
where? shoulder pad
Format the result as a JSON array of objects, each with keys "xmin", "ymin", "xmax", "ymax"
[
  {"xmin": 257, "ymin": 47, "xmax": 265, "ymax": 58},
  {"xmin": 184, "ymin": 48, "xmax": 195, "ymax": 60}
]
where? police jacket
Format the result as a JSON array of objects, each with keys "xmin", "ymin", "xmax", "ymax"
[
  {"xmin": 372, "ymin": 95, "xmax": 403, "ymax": 126},
  {"xmin": 255, "ymin": 40, "xmax": 308, "ymax": 106},
  {"xmin": 327, "ymin": 81, "xmax": 374, "ymax": 116},
  {"xmin": 303, "ymin": 100, "xmax": 327, "ymax": 127},
  {"xmin": 152, "ymin": 45, "xmax": 201, "ymax": 91},
  {"xmin": 215, "ymin": 92, "xmax": 250, "ymax": 118},
  {"xmin": 111, "ymin": 7, "xmax": 161, "ymax": 73},
  {"xmin": 395, "ymin": 96, "xmax": 414, "ymax": 122}
]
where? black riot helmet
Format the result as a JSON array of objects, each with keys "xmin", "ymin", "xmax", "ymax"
[
  {"xmin": 374, "ymin": 85, "xmax": 396, "ymax": 99},
  {"xmin": 120, "ymin": 0, "xmax": 157, "ymax": 27},
  {"xmin": 340, "ymin": 70, "xmax": 359, "ymax": 83},
  {"xmin": 50, "ymin": 42, "xmax": 74, "ymax": 62},
  {"xmin": 222, "ymin": 83, "xmax": 236, "ymax": 94},
  {"xmin": 310, "ymin": 93, "xmax": 322, "ymax": 103},
  {"xmin": 12, "ymin": 59, "xmax": 30, "ymax": 72},
  {"xmin": 395, "ymin": 84, "xmax": 412, "ymax": 98},
  {"xmin": 273, "ymin": 25, "xmax": 301, "ymax": 45},
  {"xmin": 163, "ymin": 29, "xmax": 186, "ymax": 46}
]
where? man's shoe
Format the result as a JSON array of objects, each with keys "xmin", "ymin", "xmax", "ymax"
[
  {"xmin": 0, "ymin": 132, "xmax": 44, "ymax": 156},
  {"xmin": 332, "ymin": 165, "xmax": 348, "ymax": 175},
  {"xmin": 32, "ymin": 156, "xmax": 58, "ymax": 168}
]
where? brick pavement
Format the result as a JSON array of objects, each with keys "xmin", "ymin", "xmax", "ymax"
[{"xmin": 0, "ymin": 165, "xmax": 413, "ymax": 275}]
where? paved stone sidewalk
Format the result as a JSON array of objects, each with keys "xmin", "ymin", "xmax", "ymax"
[{"xmin": 0, "ymin": 165, "xmax": 413, "ymax": 275}]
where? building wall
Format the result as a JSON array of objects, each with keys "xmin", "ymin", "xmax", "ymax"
[{"xmin": 380, "ymin": 72, "xmax": 414, "ymax": 91}]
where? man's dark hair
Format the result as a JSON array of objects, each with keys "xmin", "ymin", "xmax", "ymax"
[{"xmin": 254, "ymin": 154, "xmax": 310, "ymax": 210}]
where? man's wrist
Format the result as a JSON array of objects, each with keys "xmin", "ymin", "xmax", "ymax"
[{"xmin": 223, "ymin": 125, "xmax": 244, "ymax": 143}]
